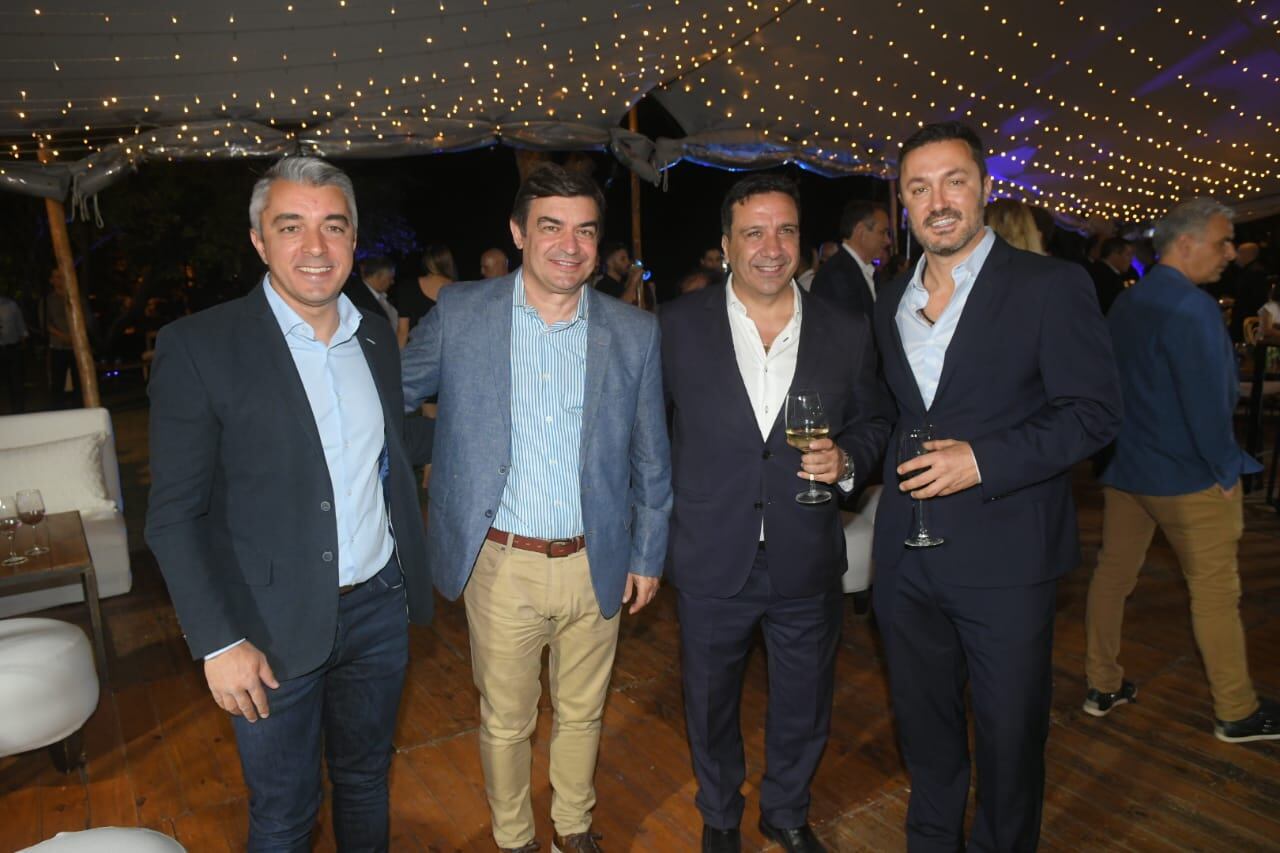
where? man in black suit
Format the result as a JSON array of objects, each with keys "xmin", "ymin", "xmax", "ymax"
[
  {"xmin": 1087, "ymin": 237, "xmax": 1134, "ymax": 315},
  {"xmin": 873, "ymin": 122, "xmax": 1121, "ymax": 852},
  {"xmin": 662, "ymin": 174, "xmax": 893, "ymax": 853},
  {"xmin": 146, "ymin": 157, "xmax": 433, "ymax": 851},
  {"xmin": 343, "ymin": 255, "xmax": 399, "ymax": 331},
  {"xmin": 809, "ymin": 200, "xmax": 893, "ymax": 320}
]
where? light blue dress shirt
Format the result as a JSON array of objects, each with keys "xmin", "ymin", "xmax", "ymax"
[
  {"xmin": 895, "ymin": 227, "xmax": 997, "ymax": 410},
  {"xmin": 264, "ymin": 277, "xmax": 394, "ymax": 585},
  {"xmin": 493, "ymin": 271, "xmax": 589, "ymax": 539}
]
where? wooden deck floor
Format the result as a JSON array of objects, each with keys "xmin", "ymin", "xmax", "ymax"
[{"xmin": 1, "ymin": 403, "xmax": 1277, "ymax": 851}]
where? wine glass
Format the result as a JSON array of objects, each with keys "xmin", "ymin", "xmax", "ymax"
[
  {"xmin": 0, "ymin": 495, "xmax": 27, "ymax": 567},
  {"xmin": 898, "ymin": 427, "xmax": 944, "ymax": 548},
  {"xmin": 17, "ymin": 490, "xmax": 50, "ymax": 557},
  {"xmin": 785, "ymin": 390, "xmax": 832, "ymax": 505}
]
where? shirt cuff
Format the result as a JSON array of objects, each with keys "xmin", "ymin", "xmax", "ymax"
[
  {"xmin": 204, "ymin": 638, "xmax": 247, "ymax": 660},
  {"xmin": 970, "ymin": 447, "xmax": 983, "ymax": 483}
]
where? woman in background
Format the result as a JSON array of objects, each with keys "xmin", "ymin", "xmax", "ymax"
[
  {"xmin": 397, "ymin": 243, "xmax": 456, "ymax": 348},
  {"xmin": 986, "ymin": 198, "xmax": 1047, "ymax": 255}
]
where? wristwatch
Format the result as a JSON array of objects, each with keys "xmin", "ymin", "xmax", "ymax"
[{"xmin": 838, "ymin": 449, "xmax": 856, "ymax": 486}]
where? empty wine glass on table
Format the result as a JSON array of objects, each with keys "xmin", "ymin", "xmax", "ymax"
[
  {"xmin": 0, "ymin": 495, "xmax": 27, "ymax": 567},
  {"xmin": 785, "ymin": 390, "xmax": 832, "ymax": 505},
  {"xmin": 898, "ymin": 427, "xmax": 945, "ymax": 548},
  {"xmin": 17, "ymin": 489, "xmax": 49, "ymax": 557}
]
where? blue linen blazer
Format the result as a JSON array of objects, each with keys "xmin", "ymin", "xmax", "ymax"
[{"xmin": 401, "ymin": 272, "xmax": 672, "ymax": 617}]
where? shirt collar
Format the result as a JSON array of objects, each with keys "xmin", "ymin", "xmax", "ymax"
[
  {"xmin": 263, "ymin": 274, "xmax": 361, "ymax": 345},
  {"xmin": 842, "ymin": 242, "xmax": 877, "ymax": 280},
  {"xmin": 725, "ymin": 274, "xmax": 804, "ymax": 324},
  {"xmin": 907, "ymin": 226, "xmax": 997, "ymax": 294},
  {"xmin": 512, "ymin": 268, "xmax": 589, "ymax": 326}
]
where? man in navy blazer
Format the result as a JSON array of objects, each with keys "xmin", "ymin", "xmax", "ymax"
[
  {"xmin": 874, "ymin": 123, "xmax": 1122, "ymax": 852},
  {"xmin": 401, "ymin": 165, "xmax": 671, "ymax": 853},
  {"xmin": 663, "ymin": 174, "xmax": 893, "ymax": 853},
  {"xmin": 146, "ymin": 157, "xmax": 434, "ymax": 851},
  {"xmin": 808, "ymin": 199, "xmax": 893, "ymax": 321}
]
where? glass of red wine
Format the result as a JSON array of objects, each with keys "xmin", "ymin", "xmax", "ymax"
[
  {"xmin": 898, "ymin": 427, "xmax": 944, "ymax": 548},
  {"xmin": 0, "ymin": 495, "xmax": 27, "ymax": 567},
  {"xmin": 17, "ymin": 489, "xmax": 49, "ymax": 557}
]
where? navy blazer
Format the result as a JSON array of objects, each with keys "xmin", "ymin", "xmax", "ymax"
[
  {"xmin": 400, "ymin": 273, "xmax": 672, "ymax": 618},
  {"xmin": 145, "ymin": 284, "xmax": 434, "ymax": 680},
  {"xmin": 872, "ymin": 237, "xmax": 1123, "ymax": 587},
  {"xmin": 661, "ymin": 284, "xmax": 894, "ymax": 598},
  {"xmin": 810, "ymin": 247, "xmax": 876, "ymax": 321}
]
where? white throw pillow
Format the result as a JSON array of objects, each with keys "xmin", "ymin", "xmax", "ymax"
[{"xmin": 0, "ymin": 432, "xmax": 116, "ymax": 514}]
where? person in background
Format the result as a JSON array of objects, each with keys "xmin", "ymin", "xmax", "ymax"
[
  {"xmin": 984, "ymin": 198, "xmax": 1046, "ymax": 255},
  {"xmin": 1224, "ymin": 242, "xmax": 1270, "ymax": 343},
  {"xmin": 1087, "ymin": 238, "xmax": 1135, "ymax": 315},
  {"xmin": 343, "ymin": 256, "xmax": 399, "ymax": 333},
  {"xmin": 480, "ymin": 247, "xmax": 511, "ymax": 280},
  {"xmin": 1086, "ymin": 197, "xmax": 1278, "ymax": 744},
  {"xmin": 810, "ymin": 201, "xmax": 893, "ymax": 320},
  {"xmin": 700, "ymin": 245, "xmax": 726, "ymax": 287},
  {"xmin": 0, "ymin": 292, "xmax": 28, "ymax": 413},
  {"xmin": 396, "ymin": 243, "xmax": 456, "ymax": 348}
]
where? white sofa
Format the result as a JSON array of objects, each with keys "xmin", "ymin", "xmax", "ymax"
[
  {"xmin": 0, "ymin": 408, "xmax": 131, "ymax": 617},
  {"xmin": 841, "ymin": 485, "xmax": 881, "ymax": 594},
  {"xmin": 0, "ymin": 617, "xmax": 99, "ymax": 762}
]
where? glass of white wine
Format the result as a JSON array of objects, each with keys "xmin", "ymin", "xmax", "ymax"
[
  {"xmin": 0, "ymin": 495, "xmax": 27, "ymax": 567},
  {"xmin": 785, "ymin": 390, "xmax": 832, "ymax": 505},
  {"xmin": 17, "ymin": 489, "xmax": 49, "ymax": 557}
]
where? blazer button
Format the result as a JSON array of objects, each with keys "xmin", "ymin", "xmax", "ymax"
[
  {"xmin": 485, "ymin": 509, "xmax": 494, "ymax": 518},
  {"xmin": 320, "ymin": 501, "xmax": 332, "ymax": 512},
  {"xmin": 499, "ymin": 465, "xmax": 508, "ymax": 474},
  {"xmin": 753, "ymin": 501, "xmax": 763, "ymax": 510},
  {"xmin": 762, "ymin": 450, "xmax": 772, "ymax": 459},
  {"xmin": 322, "ymin": 551, "xmax": 334, "ymax": 562}
]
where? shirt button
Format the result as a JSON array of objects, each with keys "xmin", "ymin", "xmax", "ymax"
[
  {"xmin": 322, "ymin": 551, "xmax": 333, "ymax": 562},
  {"xmin": 754, "ymin": 501, "xmax": 763, "ymax": 510},
  {"xmin": 320, "ymin": 501, "xmax": 332, "ymax": 512},
  {"xmin": 545, "ymin": 416, "xmax": 553, "ymax": 423}
]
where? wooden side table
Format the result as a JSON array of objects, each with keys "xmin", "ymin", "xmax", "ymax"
[{"xmin": 0, "ymin": 511, "xmax": 109, "ymax": 678}]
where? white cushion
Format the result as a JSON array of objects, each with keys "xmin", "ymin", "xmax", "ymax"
[
  {"xmin": 0, "ymin": 618, "xmax": 99, "ymax": 758},
  {"xmin": 19, "ymin": 828, "xmax": 186, "ymax": 852},
  {"xmin": 0, "ymin": 433, "xmax": 116, "ymax": 514}
]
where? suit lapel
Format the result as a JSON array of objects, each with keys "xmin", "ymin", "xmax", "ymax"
[
  {"xmin": 355, "ymin": 316, "xmax": 396, "ymax": 440},
  {"xmin": 706, "ymin": 284, "xmax": 765, "ymax": 441},
  {"xmin": 488, "ymin": 276, "xmax": 515, "ymax": 439},
  {"xmin": 579, "ymin": 287, "xmax": 611, "ymax": 470},
  {"xmin": 931, "ymin": 238, "xmax": 1011, "ymax": 408},
  {"xmin": 246, "ymin": 285, "xmax": 328, "ymax": 463},
  {"xmin": 772, "ymin": 290, "xmax": 826, "ymax": 441},
  {"xmin": 880, "ymin": 277, "xmax": 927, "ymax": 415}
]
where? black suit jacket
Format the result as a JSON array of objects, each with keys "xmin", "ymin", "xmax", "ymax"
[
  {"xmin": 810, "ymin": 248, "xmax": 877, "ymax": 320},
  {"xmin": 872, "ymin": 237, "xmax": 1122, "ymax": 587},
  {"xmin": 1087, "ymin": 260, "xmax": 1124, "ymax": 315},
  {"xmin": 145, "ymin": 284, "xmax": 433, "ymax": 680},
  {"xmin": 342, "ymin": 276, "xmax": 392, "ymax": 327},
  {"xmin": 661, "ymin": 284, "xmax": 893, "ymax": 598}
]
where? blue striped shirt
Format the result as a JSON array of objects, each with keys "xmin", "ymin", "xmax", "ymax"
[{"xmin": 493, "ymin": 272, "xmax": 589, "ymax": 539}]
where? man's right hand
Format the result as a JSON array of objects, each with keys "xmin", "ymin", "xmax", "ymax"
[{"xmin": 204, "ymin": 641, "xmax": 279, "ymax": 722}]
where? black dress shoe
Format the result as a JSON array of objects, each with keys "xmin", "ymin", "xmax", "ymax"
[
  {"xmin": 701, "ymin": 825, "xmax": 741, "ymax": 853},
  {"xmin": 758, "ymin": 816, "xmax": 826, "ymax": 853}
]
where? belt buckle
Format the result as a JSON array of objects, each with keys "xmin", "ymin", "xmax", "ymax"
[{"xmin": 546, "ymin": 538, "xmax": 573, "ymax": 557}]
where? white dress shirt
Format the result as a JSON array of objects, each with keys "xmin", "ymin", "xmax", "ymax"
[{"xmin": 843, "ymin": 243, "xmax": 878, "ymax": 304}]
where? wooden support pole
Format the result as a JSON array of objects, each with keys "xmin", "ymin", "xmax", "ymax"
[
  {"xmin": 628, "ymin": 105, "xmax": 645, "ymax": 309},
  {"xmin": 39, "ymin": 147, "xmax": 99, "ymax": 408}
]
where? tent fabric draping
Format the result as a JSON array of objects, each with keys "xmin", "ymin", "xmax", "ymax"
[{"xmin": 2, "ymin": 0, "xmax": 1278, "ymax": 221}]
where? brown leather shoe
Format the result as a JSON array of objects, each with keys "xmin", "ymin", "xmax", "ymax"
[{"xmin": 552, "ymin": 830, "xmax": 604, "ymax": 852}]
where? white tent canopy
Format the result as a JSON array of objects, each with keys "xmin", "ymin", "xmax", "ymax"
[{"xmin": 3, "ymin": 0, "xmax": 1278, "ymax": 221}]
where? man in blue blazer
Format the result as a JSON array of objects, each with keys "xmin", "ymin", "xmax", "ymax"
[
  {"xmin": 401, "ymin": 164, "xmax": 671, "ymax": 853},
  {"xmin": 146, "ymin": 157, "xmax": 434, "ymax": 851},
  {"xmin": 875, "ymin": 123, "xmax": 1122, "ymax": 852},
  {"xmin": 662, "ymin": 174, "xmax": 893, "ymax": 853}
]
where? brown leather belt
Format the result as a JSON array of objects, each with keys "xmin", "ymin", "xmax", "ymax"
[{"xmin": 486, "ymin": 527, "xmax": 586, "ymax": 558}]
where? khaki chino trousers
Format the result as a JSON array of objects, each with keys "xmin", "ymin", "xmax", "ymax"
[
  {"xmin": 1085, "ymin": 483, "xmax": 1258, "ymax": 722},
  {"xmin": 464, "ymin": 537, "xmax": 621, "ymax": 849}
]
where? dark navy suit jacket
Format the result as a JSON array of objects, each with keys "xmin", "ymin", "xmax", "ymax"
[
  {"xmin": 810, "ymin": 247, "xmax": 877, "ymax": 321},
  {"xmin": 662, "ymin": 284, "xmax": 894, "ymax": 598},
  {"xmin": 872, "ymin": 237, "xmax": 1123, "ymax": 587}
]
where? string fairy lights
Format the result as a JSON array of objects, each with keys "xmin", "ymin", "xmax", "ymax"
[{"xmin": 0, "ymin": 0, "xmax": 1275, "ymax": 221}]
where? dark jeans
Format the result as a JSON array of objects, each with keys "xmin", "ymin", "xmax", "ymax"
[{"xmin": 231, "ymin": 555, "xmax": 408, "ymax": 853}]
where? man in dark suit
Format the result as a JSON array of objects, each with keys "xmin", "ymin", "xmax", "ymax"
[
  {"xmin": 809, "ymin": 200, "xmax": 893, "ymax": 320},
  {"xmin": 873, "ymin": 122, "xmax": 1122, "ymax": 852},
  {"xmin": 146, "ymin": 157, "xmax": 433, "ymax": 851},
  {"xmin": 1086, "ymin": 237, "xmax": 1134, "ymax": 315},
  {"xmin": 343, "ymin": 255, "xmax": 399, "ymax": 331},
  {"xmin": 662, "ymin": 174, "xmax": 893, "ymax": 853}
]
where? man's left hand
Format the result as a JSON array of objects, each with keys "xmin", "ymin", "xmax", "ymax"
[
  {"xmin": 798, "ymin": 437, "xmax": 846, "ymax": 485},
  {"xmin": 623, "ymin": 573, "xmax": 660, "ymax": 614},
  {"xmin": 896, "ymin": 438, "xmax": 980, "ymax": 498}
]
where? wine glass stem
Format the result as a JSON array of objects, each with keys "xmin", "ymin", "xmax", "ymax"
[{"xmin": 915, "ymin": 498, "xmax": 928, "ymax": 535}]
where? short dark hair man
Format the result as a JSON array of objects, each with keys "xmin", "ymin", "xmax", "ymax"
[
  {"xmin": 1087, "ymin": 237, "xmax": 1135, "ymax": 314},
  {"xmin": 663, "ymin": 172, "xmax": 892, "ymax": 853},
  {"xmin": 342, "ymin": 255, "xmax": 399, "ymax": 330},
  {"xmin": 146, "ymin": 156, "xmax": 435, "ymax": 849},
  {"xmin": 873, "ymin": 120, "xmax": 1121, "ymax": 850},
  {"xmin": 810, "ymin": 200, "xmax": 893, "ymax": 320},
  {"xmin": 401, "ymin": 163, "xmax": 671, "ymax": 853},
  {"xmin": 1086, "ymin": 198, "xmax": 1278, "ymax": 743}
]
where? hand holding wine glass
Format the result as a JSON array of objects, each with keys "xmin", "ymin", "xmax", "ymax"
[
  {"xmin": 0, "ymin": 495, "xmax": 27, "ymax": 567},
  {"xmin": 785, "ymin": 390, "xmax": 832, "ymax": 505},
  {"xmin": 16, "ymin": 489, "xmax": 49, "ymax": 557},
  {"xmin": 898, "ymin": 428, "xmax": 944, "ymax": 548}
]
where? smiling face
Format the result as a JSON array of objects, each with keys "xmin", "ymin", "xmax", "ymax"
[
  {"xmin": 722, "ymin": 191, "xmax": 800, "ymax": 301},
  {"xmin": 249, "ymin": 179, "xmax": 355, "ymax": 316},
  {"xmin": 510, "ymin": 195, "xmax": 600, "ymax": 300},
  {"xmin": 899, "ymin": 138, "xmax": 992, "ymax": 261}
]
